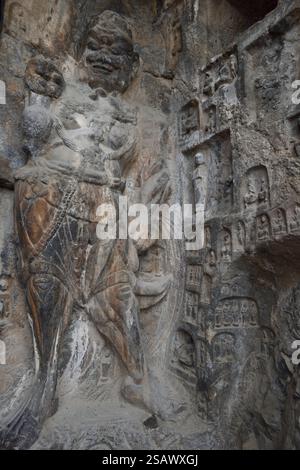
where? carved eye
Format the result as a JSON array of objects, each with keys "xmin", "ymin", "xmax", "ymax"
[
  {"xmin": 113, "ymin": 40, "xmax": 132, "ymax": 55},
  {"xmin": 87, "ymin": 41, "xmax": 98, "ymax": 51}
]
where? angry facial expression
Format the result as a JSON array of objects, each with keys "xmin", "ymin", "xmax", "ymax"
[{"xmin": 82, "ymin": 13, "xmax": 139, "ymax": 93}]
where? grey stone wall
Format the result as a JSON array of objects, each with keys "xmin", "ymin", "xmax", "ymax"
[{"xmin": 0, "ymin": 0, "xmax": 299, "ymax": 450}]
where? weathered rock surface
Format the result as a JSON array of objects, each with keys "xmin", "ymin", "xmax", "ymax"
[{"xmin": 0, "ymin": 0, "xmax": 300, "ymax": 450}]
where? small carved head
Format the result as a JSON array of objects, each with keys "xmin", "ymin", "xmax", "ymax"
[
  {"xmin": 260, "ymin": 215, "xmax": 267, "ymax": 224},
  {"xmin": 82, "ymin": 11, "xmax": 139, "ymax": 93},
  {"xmin": 195, "ymin": 152, "xmax": 205, "ymax": 167},
  {"xmin": 0, "ymin": 276, "xmax": 9, "ymax": 292}
]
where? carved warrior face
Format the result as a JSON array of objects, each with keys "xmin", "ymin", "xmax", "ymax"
[{"xmin": 82, "ymin": 11, "xmax": 139, "ymax": 93}]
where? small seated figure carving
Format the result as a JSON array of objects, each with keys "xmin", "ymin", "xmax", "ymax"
[
  {"xmin": 203, "ymin": 71, "xmax": 215, "ymax": 97},
  {"xmin": 207, "ymin": 108, "xmax": 216, "ymax": 134},
  {"xmin": 216, "ymin": 64, "xmax": 231, "ymax": 90},
  {"xmin": 209, "ymin": 250, "xmax": 216, "ymax": 266},
  {"xmin": 273, "ymin": 209, "xmax": 286, "ymax": 235},
  {"xmin": 214, "ymin": 307, "xmax": 222, "ymax": 328},
  {"xmin": 249, "ymin": 302, "xmax": 258, "ymax": 326},
  {"xmin": 232, "ymin": 301, "xmax": 240, "ymax": 327},
  {"xmin": 241, "ymin": 301, "xmax": 248, "ymax": 325},
  {"xmin": 174, "ymin": 331, "xmax": 195, "ymax": 369},
  {"xmin": 221, "ymin": 233, "xmax": 231, "ymax": 262},
  {"xmin": 205, "ymin": 249, "xmax": 217, "ymax": 272},
  {"xmin": 290, "ymin": 206, "xmax": 300, "ymax": 232},
  {"xmin": 258, "ymin": 178, "xmax": 268, "ymax": 205},
  {"xmin": 213, "ymin": 334, "xmax": 235, "ymax": 364},
  {"xmin": 216, "ymin": 55, "xmax": 238, "ymax": 90},
  {"xmin": 222, "ymin": 301, "xmax": 232, "ymax": 326},
  {"xmin": 257, "ymin": 215, "xmax": 270, "ymax": 241},
  {"xmin": 244, "ymin": 180, "xmax": 257, "ymax": 208}
]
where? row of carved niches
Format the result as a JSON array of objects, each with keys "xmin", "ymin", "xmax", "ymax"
[
  {"xmin": 197, "ymin": 271, "xmax": 276, "ymax": 421},
  {"xmin": 193, "ymin": 202, "xmax": 300, "ymax": 268},
  {"xmin": 200, "ymin": 50, "xmax": 238, "ymax": 133},
  {"xmin": 177, "ymin": 199, "xmax": 300, "ymax": 402},
  {"xmin": 169, "ymin": 306, "xmax": 275, "ymax": 422},
  {"xmin": 238, "ymin": 3, "xmax": 300, "ymax": 127},
  {"xmin": 178, "ymin": 49, "xmax": 239, "ymax": 152},
  {"xmin": 197, "ymin": 326, "xmax": 276, "ymax": 424},
  {"xmin": 181, "ymin": 205, "xmax": 300, "ymax": 327},
  {"xmin": 187, "ymin": 155, "xmax": 300, "ymax": 254},
  {"xmin": 178, "ymin": 5, "xmax": 300, "ymax": 151},
  {"xmin": 168, "ymin": 261, "xmax": 266, "ymax": 392},
  {"xmin": 240, "ymin": 35, "xmax": 284, "ymax": 121}
]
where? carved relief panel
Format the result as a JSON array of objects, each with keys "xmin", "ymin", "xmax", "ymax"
[
  {"xmin": 178, "ymin": 99, "xmax": 200, "ymax": 143},
  {"xmin": 211, "ymin": 332, "xmax": 236, "ymax": 365},
  {"xmin": 242, "ymin": 165, "xmax": 270, "ymax": 212},
  {"xmin": 241, "ymin": 34, "xmax": 284, "ymax": 122},
  {"xmin": 201, "ymin": 52, "xmax": 238, "ymax": 100},
  {"xmin": 185, "ymin": 291, "xmax": 199, "ymax": 325},
  {"xmin": 154, "ymin": 0, "xmax": 183, "ymax": 77},
  {"xmin": 213, "ymin": 298, "xmax": 259, "ymax": 330},
  {"xmin": 205, "ymin": 132, "xmax": 233, "ymax": 218},
  {"xmin": 200, "ymin": 50, "xmax": 238, "ymax": 134},
  {"xmin": 186, "ymin": 264, "xmax": 202, "ymax": 293},
  {"xmin": 219, "ymin": 228, "xmax": 232, "ymax": 263},
  {"xmin": 170, "ymin": 328, "xmax": 197, "ymax": 385}
]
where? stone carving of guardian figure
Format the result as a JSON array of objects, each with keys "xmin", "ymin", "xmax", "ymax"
[{"xmin": 1, "ymin": 11, "xmax": 172, "ymax": 449}]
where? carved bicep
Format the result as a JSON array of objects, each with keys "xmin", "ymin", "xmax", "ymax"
[{"xmin": 16, "ymin": 182, "xmax": 57, "ymax": 248}]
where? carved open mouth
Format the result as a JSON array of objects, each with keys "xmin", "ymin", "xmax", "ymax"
[{"xmin": 90, "ymin": 63, "xmax": 114, "ymax": 74}]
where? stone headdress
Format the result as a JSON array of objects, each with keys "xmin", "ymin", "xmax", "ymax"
[{"xmin": 89, "ymin": 10, "xmax": 133, "ymax": 43}]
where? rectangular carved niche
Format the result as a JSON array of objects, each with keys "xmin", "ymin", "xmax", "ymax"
[
  {"xmin": 178, "ymin": 99, "xmax": 200, "ymax": 144},
  {"xmin": 201, "ymin": 52, "xmax": 238, "ymax": 101},
  {"xmin": 240, "ymin": 33, "xmax": 284, "ymax": 122},
  {"xmin": 200, "ymin": 50, "xmax": 238, "ymax": 136},
  {"xmin": 170, "ymin": 327, "xmax": 197, "ymax": 385},
  {"xmin": 204, "ymin": 131, "xmax": 233, "ymax": 218}
]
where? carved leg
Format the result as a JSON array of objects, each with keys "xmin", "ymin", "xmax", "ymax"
[
  {"xmin": 87, "ymin": 275, "xmax": 144, "ymax": 382},
  {"xmin": 1, "ymin": 273, "xmax": 72, "ymax": 449}
]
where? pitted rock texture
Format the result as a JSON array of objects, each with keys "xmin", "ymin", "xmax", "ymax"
[{"xmin": 0, "ymin": 0, "xmax": 300, "ymax": 450}]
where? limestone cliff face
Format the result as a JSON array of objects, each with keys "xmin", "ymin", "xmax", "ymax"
[{"xmin": 0, "ymin": 0, "xmax": 300, "ymax": 450}]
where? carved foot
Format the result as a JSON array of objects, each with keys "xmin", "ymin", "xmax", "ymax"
[
  {"xmin": 0, "ymin": 403, "xmax": 40, "ymax": 449},
  {"xmin": 121, "ymin": 374, "xmax": 186, "ymax": 423},
  {"xmin": 0, "ymin": 374, "xmax": 56, "ymax": 449},
  {"xmin": 121, "ymin": 376, "xmax": 153, "ymax": 415}
]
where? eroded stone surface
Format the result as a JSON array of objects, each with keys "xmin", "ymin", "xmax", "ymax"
[{"xmin": 0, "ymin": 0, "xmax": 300, "ymax": 450}]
